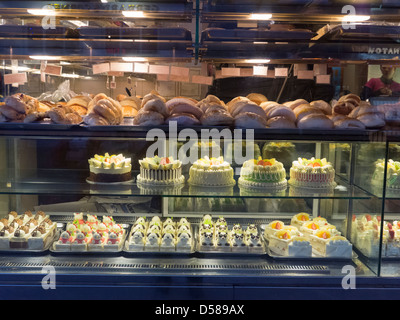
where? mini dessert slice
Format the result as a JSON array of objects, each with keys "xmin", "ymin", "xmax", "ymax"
[
  {"xmin": 88, "ymin": 231, "xmax": 108, "ymax": 251},
  {"xmin": 300, "ymin": 221, "xmax": 321, "ymax": 240},
  {"xmin": 199, "ymin": 229, "xmax": 214, "ymax": 251},
  {"xmin": 264, "ymin": 220, "xmax": 285, "ymax": 240},
  {"xmin": 269, "ymin": 230, "xmax": 312, "ymax": 257},
  {"xmin": 310, "ymin": 230, "xmax": 352, "ymax": 258},
  {"xmin": 70, "ymin": 231, "xmax": 88, "ymax": 252},
  {"xmin": 9, "ymin": 226, "xmax": 30, "ymax": 249},
  {"xmin": 54, "ymin": 231, "xmax": 73, "ymax": 251},
  {"xmin": 160, "ymin": 231, "xmax": 176, "ymax": 252},
  {"xmin": 176, "ymin": 230, "xmax": 193, "ymax": 252},
  {"xmin": 0, "ymin": 226, "xmax": 14, "ymax": 249},
  {"xmin": 215, "ymin": 229, "xmax": 231, "ymax": 252},
  {"xmin": 104, "ymin": 232, "xmax": 121, "ymax": 251},
  {"xmin": 128, "ymin": 229, "xmax": 145, "ymax": 251},
  {"xmin": 144, "ymin": 231, "xmax": 161, "ymax": 251},
  {"xmin": 230, "ymin": 229, "xmax": 247, "ymax": 253},
  {"xmin": 28, "ymin": 226, "xmax": 52, "ymax": 250},
  {"xmin": 246, "ymin": 233, "xmax": 264, "ymax": 254},
  {"xmin": 290, "ymin": 212, "xmax": 310, "ymax": 228}
]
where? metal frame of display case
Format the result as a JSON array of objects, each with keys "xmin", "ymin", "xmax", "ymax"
[{"xmin": 0, "ymin": 0, "xmax": 400, "ymax": 300}]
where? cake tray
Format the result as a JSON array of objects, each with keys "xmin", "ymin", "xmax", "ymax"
[
  {"xmin": 0, "ymin": 230, "xmax": 58, "ymax": 253},
  {"xmin": 266, "ymin": 246, "xmax": 356, "ymax": 261},
  {"xmin": 86, "ymin": 178, "xmax": 135, "ymax": 185}
]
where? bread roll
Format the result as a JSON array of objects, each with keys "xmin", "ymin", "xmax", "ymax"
[
  {"xmin": 69, "ymin": 105, "xmax": 88, "ymax": 116},
  {"xmin": 87, "ymin": 93, "xmax": 108, "ymax": 112},
  {"xmin": 66, "ymin": 96, "xmax": 91, "ymax": 108},
  {"xmin": 116, "ymin": 94, "xmax": 127, "ymax": 102},
  {"xmin": 357, "ymin": 112, "xmax": 385, "ymax": 128},
  {"xmin": 141, "ymin": 93, "xmax": 166, "ymax": 108},
  {"xmin": 5, "ymin": 93, "xmax": 39, "ymax": 114},
  {"xmin": 0, "ymin": 105, "xmax": 25, "ymax": 120},
  {"xmin": 165, "ymin": 113, "xmax": 201, "ymax": 126},
  {"xmin": 142, "ymin": 98, "xmax": 169, "ymax": 118},
  {"xmin": 297, "ymin": 114, "xmax": 334, "ymax": 129},
  {"xmin": 231, "ymin": 103, "xmax": 267, "ymax": 120},
  {"xmin": 284, "ymin": 99, "xmax": 309, "ymax": 110},
  {"xmin": 246, "ymin": 93, "xmax": 268, "ymax": 105},
  {"xmin": 165, "ymin": 97, "xmax": 197, "ymax": 111},
  {"xmin": 310, "ymin": 100, "xmax": 332, "ymax": 115},
  {"xmin": 333, "ymin": 101, "xmax": 355, "ymax": 116},
  {"xmin": 201, "ymin": 109, "xmax": 234, "ymax": 126},
  {"xmin": 227, "ymin": 96, "xmax": 250, "ymax": 112},
  {"xmin": 170, "ymin": 103, "xmax": 203, "ymax": 120},
  {"xmin": 294, "ymin": 106, "xmax": 324, "ymax": 122},
  {"xmin": 234, "ymin": 112, "xmax": 267, "ymax": 129},
  {"xmin": 348, "ymin": 103, "xmax": 378, "ymax": 118},
  {"xmin": 334, "ymin": 117, "xmax": 366, "ymax": 130},
  {"xmin": 133, "ymin": 110, "xmax": 165, "ymax": 126},
  {"xmin": 266, "ymin": 116, "xmax": 296, "ymax": 129},
  {"xmin": 265, "ymin": 105, "xmax": 296, "ymax": 123},
  {"xmin": 84, "ymin": 113, "xmax": 110, "ymax": 126}
]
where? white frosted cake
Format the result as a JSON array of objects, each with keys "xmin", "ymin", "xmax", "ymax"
[
  {"xmin": 137, "ymin": 156, "xmax": 185, "ymax": 186},
  {"xmin": 88, "ymin": 153, "xmax": 132, "ymax": 183},
  {"xmin": 310, "ymin": 230, "xmax": 352, "ymax": 258},
  {"xmin": 290, "ymin": 212, "xmax": 311, "ymax": 228},
  {"xmin": 288, "ymin": 157, "xmax": 336, "ymax": 189},
  {"xmin": 269, "ymin": 230, "xmax": 312, "ymax": 257},
  {"xmin": 188, "ymin": 156, "xmax": 235, "ymax": 187},
  {"xmin": 238, "ymin": 157, "xmax": 287, "ymax": 189},
  {"xmin": 372, "ymin": 159, "xmax": 400, "ymax": 189}
]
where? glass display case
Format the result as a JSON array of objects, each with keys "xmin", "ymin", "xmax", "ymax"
[{"xmin": 0, "ymin": 0, "xmax": 400, "ymax": 300}]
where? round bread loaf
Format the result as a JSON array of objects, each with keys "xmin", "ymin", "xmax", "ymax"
[
  {"xmin": 234, "ymin": 112, "xmax": 267, "ymax": 129},
  {"xmin": 266, "ymin": 116, "xmax": 296, "ymax": 129},
  {"xmin": 133, "ymin": 110, "xmax": 165, "ymax": 126},
  {"xmin": 297, "ymin": 114, "xmax": 334, "ymax": 129},
  {"xmin": 310, "ymin": 100, "xmax": 332, "ymax": 115}
]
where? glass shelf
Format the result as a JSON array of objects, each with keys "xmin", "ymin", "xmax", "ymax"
[{"xmin": 0, "ymin": 170, "xmax": 372, "ymax": 199}]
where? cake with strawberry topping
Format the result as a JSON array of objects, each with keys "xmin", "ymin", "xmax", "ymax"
[
  {"xmin": 268, "ymin": 230, "xmax": 312, "ymax": 257},
  {"xmin": 188, "ymin": 156, "xmax": 235, "ymax": 187},
  {"xmin": 238, "ymin": 157, "xmax": 287, "ymax": 189},
  {"xmin": 288, "ymin": 157, "xmax": 336, "ymax": 189},
  {"xmin": 88, "ymin": 153, "xmax": 132, "ymax": 183},
  {"xmin": 309, "ymin": 230, "xmax": 352, "ymax": 258},
  {"xmin": 137, "ymin": 156, "xmax": 184, "ymax": 186}
]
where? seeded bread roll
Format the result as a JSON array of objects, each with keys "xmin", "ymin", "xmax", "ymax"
[{"xmin": 297, "ymin": 114, "xmax": 334, "ymax": 129}]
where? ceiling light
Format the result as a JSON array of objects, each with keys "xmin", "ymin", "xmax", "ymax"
[
  {"xmin": 27, "ymin": 9, "xmax": 56, "ymax": 16},
  {"xmin": 122, "ymin": 57, "xmax": 148, "ymax": 62},
  {"xmin": 342, "ymin": 15, "xmax": 370, "ymax": 22},
  {"xmin": 244, "ymin": 59, "xmax": 271, "ymax": 64},
  {"xmin": 249, "ymin": 13, "xmax": 272, "ymax": 20},
  {"xmin": 29, "ymin": 56, "xmax": 61, "ymax": 61},
  {"xmin": 122, "ymin": 11, "xmax": 145, "ymax": 18}
]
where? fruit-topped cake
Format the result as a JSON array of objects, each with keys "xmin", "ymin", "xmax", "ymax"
[
  {"xmin": 310, "ymin": 230, "xmax": 352, "ymax": 258},
  {"xmin": 300, "ymin": 221, "xmax": 321, "ymax": 240},
  {"xmin": 372, "ymin": 159, "xmax": 400, "ymax": 190},
  {"xmin": 238, "ymin": 157, "xmax": 287, "ymax": 189},
  {"xmin": 268, "ymin": 230, "xmax": 312, "ymax": 257},
  {"xmin": 263, "ymin": 220, "xmax": 285, "ymax": 240},
  {"xmin": 137, "ymin": 156, "xmax": 184, "ymax": 186},
  {"xmin": 288, "ymin": 157, "xmax": 336, "ymax": 189},
  {"xmin": 290, "ymin": 212, "xmax": 310, "ymax": 228},
  {"xmin": 188, "ymin": 156, "xmax": 235, "ymax": 187},
  {"xmin": 88, "ymin": 153, "xmax": 132, "ymax": 183}
]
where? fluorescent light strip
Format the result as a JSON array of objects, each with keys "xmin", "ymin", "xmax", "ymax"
[
  {"xmin": 342, "ymin": 15, "xmax": 370, "ymax": 22},
  {"xmin": 245, "ymin": 59, "xmax": 271, "ymax": 64},
  {"xmin": 122, "ymin": 11, "xmax": 145, "ymax": 18},
  {"xmin": 29, "ymin": 55, "xmax": 61, "ymax": 61},
  {"xmin": 250, "ymin": 13, "xmax": 272, "ymax": 20},
  {"xmin": 122, "ymin": 57, "xmax": 148, "ymax": 62},
  {"xmin": 27, "ymin": 9, "xmax": 56, "ymax": 16}
]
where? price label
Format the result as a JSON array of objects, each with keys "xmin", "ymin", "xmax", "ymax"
[
  {"xmin": 4, "ymin": 73, "xmax": 27, "ymax": 85},
  {"xmin": 253, "ymin": 66, "xmax": 268, "ymax": 76},
  {"xmin": 110, "ymin": 62, "xmax": 133, "ymax": 73},
  {"xmin": 149, "ymin": 65, "xmax": 170, "ymax": 75},
  {"xmin": 93, "ymin": 62, "xmax": 110, "ymax": 74},
  {"xmin": 221, "ymin": 67, "xmax": 240, "ymax": 77},
  {"xmin": 170, "ymin": 66, "xmax": 190, "ymax": 77},
  {"xmin": 44, "ymin": 64, "xmax": 62, "ymax": 76},
  {"xmin": 297, "ymin": 70, "xmax": 315, "ymax": 80},
  {"xmin": 134, "ymin": 62, "xmax": 149, "ymax": 73},
  {"xmin": 191, "ymin": 75, "xmax": 213, "ymax": 85},
  {"xmin": 316, "ymin": 74, "xmax": 331, "ymax": 84},
  {"xmin": 275, "ymin": 68, "xmax": 288, "ymax": 77}
]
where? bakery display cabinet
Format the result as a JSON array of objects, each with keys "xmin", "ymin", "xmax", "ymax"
[{"xmin": 0, "ymin": 0, "xmax": 400, "ymax": 300}]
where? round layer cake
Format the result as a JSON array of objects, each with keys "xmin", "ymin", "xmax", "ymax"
[
  {"xmin": 238, "ymin": 157, "xmax": 287, "ymax": 189},
  {"xmin": 188, "ymin": 156, "xmax": 235, "ymax": 187},
  {"xmin": 88, "ymin": 153, "xmax": 132, "ymax": 183},
  {"xmin": 137, "ymin": 156, "xmax": 184, "ymax": 186},
  {"xmin": 288, "ymin": 157, "xmax": 336, "ymax": 189},
  {"xmin": 372, "ymin": 159, "xmax": 400, "ymax": 189}
]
